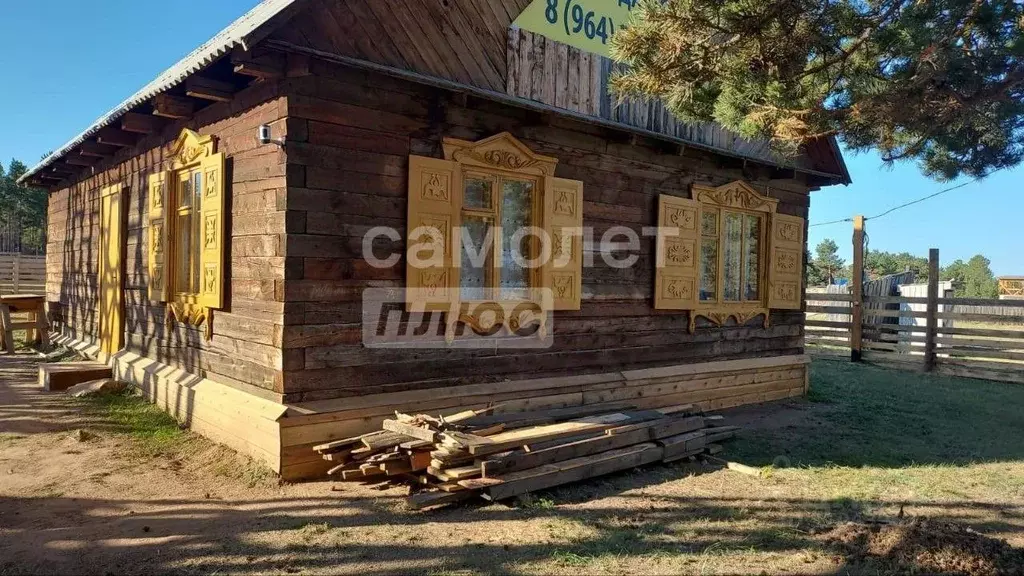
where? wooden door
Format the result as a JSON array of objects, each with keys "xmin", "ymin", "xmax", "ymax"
[{"xmin": 99, "ymin": 185, "xmax": 125, "ymax": 357}]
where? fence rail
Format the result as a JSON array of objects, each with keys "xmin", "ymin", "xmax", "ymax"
[
  {"xmin": 0, "ymin": 253, "xmax": 45, "ymax": 294},
  {"xmin": 807, "ymin": 278, "xmax": 1024, "ymax": 385}
]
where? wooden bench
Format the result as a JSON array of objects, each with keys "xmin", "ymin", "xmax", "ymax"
[{"xmin": 0, "ymin": 294, "xmax": 48, "ymax": 353}]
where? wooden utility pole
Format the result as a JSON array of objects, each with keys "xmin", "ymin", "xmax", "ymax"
[
  {"xmin": 924, "ymin": 248, "xmax": 940, "ymax": 371},
  {"xmin": 850, "ymin": 216, "xmax": 865, "ymax": 362}
]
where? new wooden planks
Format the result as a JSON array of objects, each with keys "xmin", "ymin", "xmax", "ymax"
[
  {"xmin": 382, "ymin": 419, "xmax": 439, "ymax": 443},
  {"xmin": 658, "ymin": 431, "xmax": 706, "ymax": 462},
  {"xmin": 466, "ymin": 412, "xmax": 645, "ymax": 456},
  {"xmin": 361, "ymin": 430, "xmax": 411, "ymax": 450},
  {"xmin": 482, "ymin": 425, "xmax": 648, "ymax": 477},
  {"xmin": 407, "ymin": 489, "xmax": 479, "ymax": 510},
  {"xmin": 481, "ymin": 443, "xmax": 666, "ymax": 501}
]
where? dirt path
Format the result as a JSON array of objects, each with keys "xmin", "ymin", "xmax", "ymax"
[{"xmin": 2, "ymin": 354, "xmax": 1022, "ymax": 575}]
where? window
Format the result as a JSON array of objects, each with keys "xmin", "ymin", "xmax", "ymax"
[
  {"xmin": 699, "ymin": 208, "xmax": 764, "ymax": 304},
  {"xmin": 147, "ymin": 129, "xmax": 227, "ymax": 338},
  {"xmin": 655, "ymin": 181, "xmax": 805, "ymax": 331},
  {"xmin": 405, "ymin": 132, "xmax": 584, "ymax": 320},
  {"xmin": 175, "ymin": 168, "xmax": 203, "ymax": 295},
  {"xmin": 459, "ymin": 172, "xmax": 539, "ymax": 301}
]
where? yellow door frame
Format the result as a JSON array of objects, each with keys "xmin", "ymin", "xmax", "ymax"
[{"xmin": 99, "ymin": 184, "xmax": 125, "ymax": 358}]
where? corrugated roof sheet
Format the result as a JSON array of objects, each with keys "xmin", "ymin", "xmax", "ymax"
[
  {"xmin": 19, "ymin": 0, "xmax": 300, "ymax": 184},
  {"xmin": 22, "ymin": 0, "xmax": 849, "ymax": 186}
]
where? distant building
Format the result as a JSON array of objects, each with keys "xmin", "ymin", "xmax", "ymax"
[{"xmin": 998, "ymin": 277, "xmax": 1024, "ymax": 300}]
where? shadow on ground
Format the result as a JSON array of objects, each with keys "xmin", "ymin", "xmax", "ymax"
[
  {"xmin": 3, "ymin": 354, "xmax": 1024, "ymax": 574},
  {"xmin": 725, "ymin": 358, "xmax": 1024, "ymax": 468}
]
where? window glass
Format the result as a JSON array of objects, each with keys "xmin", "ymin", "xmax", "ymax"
[
  {"xmin": 192, "ymin": 172, "xmax": 203, "ymax": 293},
  {"xmin": 722, "ymin": 212, "xmax": 743, "ymax": 302},
  {"xmin": 743, "ymin": 214, "xmax": 761, "ymax": 301},
  {"xmin": 701, "ymin": 211, "xmax": 718, "ymax": 237},
  {"xmin": 700, "ymin": 239, "xmax": 718, "ymax": 301},
  {"xmin": 460, "ymin": 216, "xmax": 491, "ymax": 300},
  {"xmin": 500, "ymin": 179, "xmax": 534, "ymax": 300},
  {"xmin": 179, "ymin": 175, "xmax": 192, "ymax": 209},
  {"xmin": 176, "ymin": 213, "xmax": 193, "ymax": 293},
  {"xmin": 193, "ymin": 172, "xmax": 203, "ymax": 211},
  {"xmin": 463, "ymin": 175, "xmax": 493, "ymax": 210}
]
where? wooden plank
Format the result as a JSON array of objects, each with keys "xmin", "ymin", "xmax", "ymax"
[
  {"xmin": 407, "ymin": 489, "xmax": 478, "ymax": 510},
  {"xmin": 864, "ymin": 295, "xmax": 928, "ymax": 305},
  {"xmin": 466, "ymin": 412, "xmax": 652, "ymax": 456},
  {"xmin": 152, "ymin": 93, "xmax": 194, "ymax": 119},
  {"xmin": 481, "ymin": 416, "xmax": 701, "ymax": 477},
  {"xmin": 805, "ymin": 305, "xmax": 853, "ymax": 315},
  {"xmin": 938, "ymin": 347, "xmax": 1024, "ymax": 362},
  {"xmin": 805, "ymin": 292, "xmax": 854, "ymax": 302},
  {"xmin": 805, "ymin": 320, "xmax": 853, "ymax": 330},
  {"xmin": 453, "ymin": 402, "xmax": 637, "ymax": 429},
  {"xmin": 936, "ymin": 311, "xmax": 1024, "ymax": 323},
  {"xmin": 482, "ymin": 443, "xmax": 665, "ymax": 501},
  {"xmin": 313, "ymin": 436, "xmax": 363, "ymax": 453},
  {"xmin": 935, "ymin": 336, "xmax": 1024, "ymax": 350},
  {"xmin": 381, "ymin": 420, "xmax": 439, "ymax": 443},
  {"xmin": 659, "ymin": 430, "xmax": 706, "ymax": 462},
  {"xmin": 120, "ymin": 112, "xmax": 166, "ymax": 134},
  {"xmin": 186, "ymin": 76, "xmax": 236, "ymax": 102},
  {"xmin": 938, "ymin": 297, "xmax": 1024, "ymax": 308},
  {"xmin": 361, "ymin": 430, "xmax": 411, "ymax": 450}
]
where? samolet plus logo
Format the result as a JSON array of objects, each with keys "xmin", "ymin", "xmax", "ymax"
[{"xmin": 362, "ymin": 288, "xmax": 555, "ymax": 349}]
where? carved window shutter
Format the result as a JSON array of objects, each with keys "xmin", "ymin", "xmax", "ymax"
[
  {"xmin": 768, "ymin": 213, "xmax": 806, "ymax": 310},
  {"xmin": 654, "ymin": 195, "xmax": 700, "ymax": 310},
  {"xmin": 406, "ymin": 155, "xmax": 461, "ymax": 311},
  {"xmin": 147, "ymin": 171, "xmax": 171, "ymax": 303},
  {"xmin": 198, "ymin": 151, "xmax": 227, "ymax": 309},
  {"xmin": 542, "ymin": 176, "xmax": 583, "ymax": 310}
]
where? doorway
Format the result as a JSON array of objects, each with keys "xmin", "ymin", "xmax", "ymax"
[{"xmin": 98, "ymin": 184, "xmax": 124, "ymax": 357}]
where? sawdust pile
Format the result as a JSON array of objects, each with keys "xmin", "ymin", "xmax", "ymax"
[{"xmin": 821, "ymin": 518, "xmax": 1024, "ymax": 575}]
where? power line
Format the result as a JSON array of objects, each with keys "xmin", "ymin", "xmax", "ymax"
[
  {"xmin": 808, "ymin": 167, "xmax": 1006, "ymax": 228},
  {"xmin": 809, "ymin": 217, "xmax": 853, "ymax": 228}
]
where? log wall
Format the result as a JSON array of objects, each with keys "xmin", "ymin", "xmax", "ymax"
[
  {"xmin": 46, "ymin": 78, "xmax": 294, "ymax": 402},
  {"xmin": 279, "ymin": 59, "xmax": 812, "ymax": 405}
]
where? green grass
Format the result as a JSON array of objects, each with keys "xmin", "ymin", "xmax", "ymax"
[
  {"xmin": 0, "ymin": 432, "xmax": 26, "ymax": 446},
  {"xmin": 79, "ymin": 390, "xmax": 189, "ymax": 458},
  {"xmin": 730, "ymin": 359, "xmax": 1024, "ymax": 468}
]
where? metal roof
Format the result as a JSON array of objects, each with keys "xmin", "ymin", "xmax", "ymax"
[
  {"xmin": 21, "ymin": 0, "xmax": 849, "ymax": 186},
  {"xmin": 19, "ymin": 0, "xmax": 301, "ymax": 184}
]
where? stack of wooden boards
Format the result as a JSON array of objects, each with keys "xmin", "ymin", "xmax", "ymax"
[{"xmin": 312, "ymin": 402, "xmax": 740, "ymax": 509}]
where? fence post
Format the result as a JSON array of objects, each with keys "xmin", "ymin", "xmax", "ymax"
[
  {"xmin": 850, "ymin": 216, "xmax": 865, "ymax": 362},
  {"xmin": 12, "ymin": 254, "xmax": 20, "ymax": 293},
  {"xmin": 924, "ymin": 248, "xmax": 940, "ymax": 371}
]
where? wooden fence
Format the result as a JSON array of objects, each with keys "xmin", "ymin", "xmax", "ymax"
[
  {"xmin": 0, "ymin": 253, "xmax": 46, "ymax": 294},
  {"xmin": 807, "ymin": 257, "xmax": 1024, "ymax": 384}
]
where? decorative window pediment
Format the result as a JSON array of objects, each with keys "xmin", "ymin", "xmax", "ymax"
[
  {"xmin": 442, "ymin": 132, "xmax": 559, "ymax": 177},
  {"xmin": 655, "ymin": 180, "xmax": 805, "ymax": 330}
]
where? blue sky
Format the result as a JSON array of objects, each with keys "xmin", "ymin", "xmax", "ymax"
[{"xmin": 2, "ymin": 0, "xmax": 1020, "ymax": 276}]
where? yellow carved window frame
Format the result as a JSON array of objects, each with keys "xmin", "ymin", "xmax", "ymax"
[
  {"xmin": 406, "ymin": 132, "xmax": 584, "ymax": 338},
  {"xmin": 693, "ymin": 183, "xmax": 774, "ymax": 328},
  {"xmin": 655, "ymin": 181, "xmax": 805, "ymax": 330},
  {"xmin": 147, "ymin": 129, "xmax": 227, "ymax": 339}
]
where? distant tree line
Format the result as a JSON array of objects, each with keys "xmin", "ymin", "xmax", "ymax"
[
  {"xmin": 806, "ymin": 239, "xmax": 1000, "ymax": 298},
  {"xmin": 0, "ymin": 159, "xmax": 48, "ymax": 254}
]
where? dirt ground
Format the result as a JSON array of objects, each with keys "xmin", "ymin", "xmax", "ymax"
[{"xmin": 2, "ymin": 353, "xmax": 1024, "ymax": 575}]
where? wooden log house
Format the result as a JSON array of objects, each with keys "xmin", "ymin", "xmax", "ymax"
[{"xmin": 21, "ymin": 0, "xmax": 851, "ymax": 479}]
